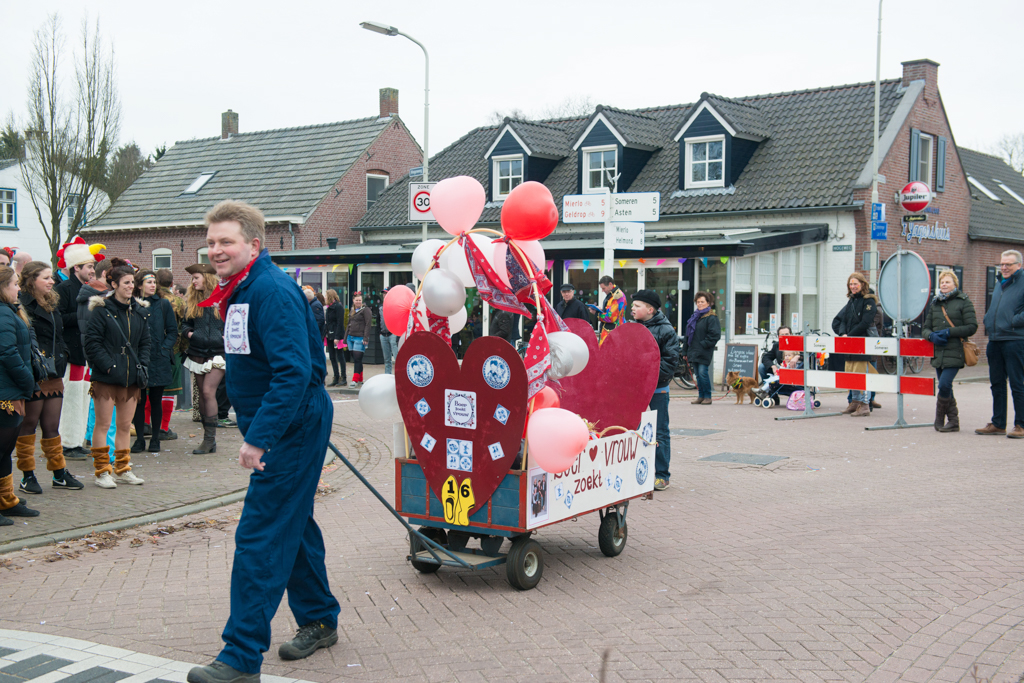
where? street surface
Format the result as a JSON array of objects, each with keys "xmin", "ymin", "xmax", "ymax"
[{"xmin": 0, "ymin": 370, "xmax": 1021, "ymax": 682}]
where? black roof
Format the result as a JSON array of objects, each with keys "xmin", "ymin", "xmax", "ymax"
[
  {"xmin": 959, "ymin": 148, "xmax": 1024, "ymax": 243},
  {"xmin": 357, "ymin": 79, "xmax": 907, "ymax": 230}
]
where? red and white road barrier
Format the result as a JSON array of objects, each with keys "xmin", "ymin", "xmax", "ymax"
[{"xmin": 776, "ymin": 335, "xmax": 936, "ymax": 397}]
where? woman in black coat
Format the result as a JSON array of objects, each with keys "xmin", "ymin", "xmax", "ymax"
[
  {"xmin": 831, "ymin": 272, "xmax": 879, "ymax": 417},
  {"xmin": 324, "ymin": 289, "xmax": 346, "ymax": 386},
  {"xmin": 685, "ymin": 291, "xmax": 721, "ymax": 405},
  {"xmin": 16, "ymin": 261, "xmax": 81, "ymax": 493},
  {"xmin": 181, "ymin": 264, "xmax": 224, "ymax": 455},
  {"xmin": 84, "ymin": 258, "xmax": 151, "ymax": 489},
  {"xmin": 0, "ymin": 266, "xmax": 42, "ymax": 519},
  {"xmin": 130, "ymin": 270, "xmax": 178, "ymax": 454},
  {"xmin": 921, "ymin": 269, "xmax": 978, "ymax": 432}
]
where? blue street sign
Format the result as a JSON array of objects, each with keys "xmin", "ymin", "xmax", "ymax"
[
  {"xmin": 871, "ymin": 202, "xmax": 885, "ymax": 222},
  {"xmin": 871, "ymin": 221, "xmax": 888, "ymax": 240},
  {"xmin": 409, "ymin": 166, "xmax": 424, "ymax": 177}
]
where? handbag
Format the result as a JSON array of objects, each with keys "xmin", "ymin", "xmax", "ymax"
[
  {"xmin": 109, "ymin": 309, "xmax": 149, "ymax": 388},
  {"xmin": 941, "ymin": 305, "xmax": 978, "ymax": 367},
  {"xmin": 41, "ymin": 312, "xmax": 59, "ymax": 379}
]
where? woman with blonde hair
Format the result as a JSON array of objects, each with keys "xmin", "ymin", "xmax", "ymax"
[
  {"xmin": 181, "ymin": 263, "xmax": 223, "ymax": 454},
  {"xmin": 0, "ymin": 266, "xmax": 41, "ymax": 519},
  {"xmin": 84, "ymin": 258, "xmax": 150, "ymax": 488},
  {"xmin": 832, "ymin": 271, "xmax": 879, "ymax": 417},
  {"xmin": 921, "ymin": 269, "xmax": 977, "ymax": 431},
  {"xmin": 16, "ymin": 261, "xmax": 82, "ymax": 493}
]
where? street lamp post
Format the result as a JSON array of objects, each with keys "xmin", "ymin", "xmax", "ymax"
[{"xmin": 360, "ymin": 21, "xmax": 430, "ymax": 241}]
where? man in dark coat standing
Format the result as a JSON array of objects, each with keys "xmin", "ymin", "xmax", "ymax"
[
  {"xmin": 555, "ymin": 283, "xmax": 591, "ymax": 323},
  {"xmin": 187, "ymin": 201, "xmax": 340, "ymax": 683},
  {"xmin": 55, "ymin": 238, "xmax": 101, "ymax": 459},
  {"xmin": 631, "ymin": 290, "xmax": 678, "ymax": 492},
  {"xmin": 977, "ymin": 249, "xmax": 1024, "ymax": 437}
]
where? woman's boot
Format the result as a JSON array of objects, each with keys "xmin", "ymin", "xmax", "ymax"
[
  {"xmin": 42, "ymin": 436, "xmax": 82, "ymax": 490},
  {"xmin": 851, "ymin": 401, "xmax": 871, "ymax": 417},
  {"xmin": 92, "ymin": 446, "xmax": 116, "ymax": 488},
  {"xmin": 193, "ymin": 417, "xmax": 217, "ymax": 454},
  {"xmin": 842, "ymin": 402, "xmax": 857, "ymax": 415},
  {"xmin": 16, "ymin": 435, "xmax": 40, "ymax": 494},
  {"xmin": 934, "ymin": 396, "xmax": 951, "ymax": 431},
  {"xmin": 113, "ymin": 449, "xmax": 144, "ymax": 485},
  {"xmin": 939, "ymin": 393, "xmax": 960, "ymax": 432},
  {"xmin": 0, "ymin": 475, "xmax": 38, "ymax": 518}
]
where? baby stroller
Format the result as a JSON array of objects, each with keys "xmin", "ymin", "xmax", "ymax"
[{"xmin": 752, "ymin": 361, "xmax": 821, "ymax": 410}]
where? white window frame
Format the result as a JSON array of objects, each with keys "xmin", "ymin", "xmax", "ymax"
[
  {"xmin": 366, "ymin": 173, "xmax": 389, "ymax": 210},
  {"xmin": 918, "ymin": 133, "xmax": 934, "ymax": 188},
  {"xmin": 491, "ymin": 154, "xmax": 524, "ymax": 201},
  {"xmin": 0, "ymin": 189, "xmax": 15, "ymax": 228},
  {"xmin": 685, "ymin": 135, "xmax": 726, "ymax": 189},
  {"xmin": 582, "ymin": 145, "xmax": 618, "ymax": 194},
  {"xmin": 197, "ymin": 247, "xmax": 210, "ymax": 265},
  {"xmin": 182, "ymin": 173, "xmax": 215, "ymax": 195},
  {"xmin": 152, "ymin": 248, "xmax": 172, "ymax": 270}
]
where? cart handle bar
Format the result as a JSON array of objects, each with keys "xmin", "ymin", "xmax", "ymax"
[{"xmin": 326, "ymin": 441, "xmax": 472, "ymax": 569}]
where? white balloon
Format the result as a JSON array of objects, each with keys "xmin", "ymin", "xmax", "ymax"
[
  {"xmin": 492, "ymin": 240, "xmax": 546, "ymax": 287},
  {"xmin": 547, "ymin": 340, "xmax": 575, "ymax": 380},
  {"xmin": 422, "ymin": 269, "xmax": 467, "ymax": 317},
  {"xmin": 358, "ymin": 374, "xmax": 400, "ymax": 420},
  {"xmin": 548, "ymin": 331, "xmax": 590, "ymax": 377},
  {"xmin": 448, "ymin": 306, "xmax": 468, "ymax": 334},
  {"xmin": 412, "ymin": 239, "xmax": 446, "ymax": 280},
  {"xmin": 439, "ymin": 234, "xmax": 494, "ymax": 287}
]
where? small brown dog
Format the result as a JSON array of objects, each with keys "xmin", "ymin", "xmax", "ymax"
[{"xmin": 726, "ymin": 371, "xmax": 759, "ymax": 405}]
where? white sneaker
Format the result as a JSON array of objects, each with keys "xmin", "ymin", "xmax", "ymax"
[
  {"xmin": 94, "ymin": 472, "xmax": 117, "ymax": 489},
  {"xmin": 115, "ymin": 470, "xmax": 144, "ymax": 485}
]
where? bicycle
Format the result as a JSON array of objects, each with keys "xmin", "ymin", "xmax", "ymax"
[
  {"xmin": 672, "ymin": 336, "xmax": 696, "ymax": 390},
  {"xmin": 877, "ymin": 321, "xmax": 924, "ymax": 375}
]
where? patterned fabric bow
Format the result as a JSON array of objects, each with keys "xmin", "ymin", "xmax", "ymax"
[{"xmin": 463, "ymin": 236, "xmax": 529, "ymax": 316}]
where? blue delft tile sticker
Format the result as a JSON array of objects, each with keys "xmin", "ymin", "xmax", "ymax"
[
  {"xmin": 446, "ymin": 438, "xmax": 473, "ymax": 472},
  {"xmin": 415, "ymin": 398, "xmax": 430, "ymax": 417},
  {"xmin": 420, "ymin": 433, "xmax": 437, "ymax": 452},
  {"xmin": 488, "ymin": 442, "xmax": 504, "ymax": 461},
  {"xmin": 407, "ymin": 355, "xmax": 434, "ymax": 388},
  {"xmin": 493, "ymin": 404, "xmax": 510, "ymax": 425},
  {"xmin": 564, "ymin": 490, "xmax": 574, "ymax": 510},
  {"xmin": 482, "ymin": 355, "xmax": 511, "ymax": 390}
]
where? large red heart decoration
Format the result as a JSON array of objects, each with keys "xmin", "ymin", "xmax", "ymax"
[
  {"xmin": 556, "ymin": 318, "xmax": 660, "ymax": 431},
  {"xmin": 396, "ymin": 332, "xmax": 528, "ymax": 517}
]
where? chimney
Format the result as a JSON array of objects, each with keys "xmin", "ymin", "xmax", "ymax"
[
  {"xmin": 221, "ymin": 109, "xmax": 239, "ymax": 139},
  {"xmin": 901, "ymin": 59, "xmax": 940, "ymax": 98},
  {"xmin": 379, "ymin": 88, "xmax": 399, "ymax": 119}
]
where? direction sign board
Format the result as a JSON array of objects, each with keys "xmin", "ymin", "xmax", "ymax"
[
  {"xmin": 605, "ymin": 222, "xmax": 644, "ymax": 250},
  {"xmin": 409, "ymin": 182, "xmax": 436, "ymax": 222},
  {"xmin": 871, "ymin": 202, "xmax": 885, "ymax": 222},
  {"xmin": 409, "ymin": 166, "xmax": 424, "ymax": 177},
  {"xmin": 562, "ymin": 194, "xmax": 610, "ymax": 223},
  {"xmin": 611, "ymin": 192, "xmax": 660, "ymax": 222},
  {"xmin": 871, "ymin": 221, "xmax": 888, "ymax": 240}
]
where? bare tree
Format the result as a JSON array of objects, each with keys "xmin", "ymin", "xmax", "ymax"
[
  {"xmin": 487, "ymin": 107, "xmax": 527, "ymax": 126},
  {"xmin": 995, "ymin": 133, "xmax": 1024, "ymax": 175},
  {"xmin": 19, "ymin": 14, "xmax": 120, "ymax": 264},
  {"xmin": 538, "ymin": 95, "xmax": 594, "ymax": 120}
]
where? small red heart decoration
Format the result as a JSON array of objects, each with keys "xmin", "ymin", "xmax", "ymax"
[
  {"xmin": 396, "ymin": 332, "xmax": 528, "ymax": 515},
  {"xmin": 557, "ymin": 318, "xmax": 660, "ymax": 431},
  {"xmin": 589, "ymin": 446, "xmax": 598, "ymax": 462}
]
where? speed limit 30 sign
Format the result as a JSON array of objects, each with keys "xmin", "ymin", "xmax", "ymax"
[{"xmin": 409, "ymin": 182, "xmax": 436, "ymax": 222}]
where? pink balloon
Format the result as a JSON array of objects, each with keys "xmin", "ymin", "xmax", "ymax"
[
  {"xmin": 492, "ymin": 240, "xmax": 546, "ymax": 287},
  {"xmin": 382, "ymin": 286, "xmax": 416, "ymax": 335},
  {"xmin": 527, "ymin": 408, "xmax": 589, "ymax": 474},
  {"xmin": 430, "ymin": 176, "xmax": 486, "ymax": 236}
]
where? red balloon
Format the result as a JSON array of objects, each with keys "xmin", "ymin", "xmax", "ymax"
[
  {"xmin": 382, "ymin": 286, "xmax": 416, "ymax": 335},
  {"xmin": 500, "ymin": 181, "xmax": 558, "ymax": 241},
  {"xmin": 522, "ymin": 385, "xmax": 561, "ymax": 439}
]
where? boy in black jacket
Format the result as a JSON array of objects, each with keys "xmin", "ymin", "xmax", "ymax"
[{"xmin": 631, "ymin": 290, "xmax": 679, "ymax": 491}]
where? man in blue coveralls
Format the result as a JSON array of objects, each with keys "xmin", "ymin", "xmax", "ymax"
[{"xmin": 188, "ymin": 201, "xmax": 340, "ymax": 683}]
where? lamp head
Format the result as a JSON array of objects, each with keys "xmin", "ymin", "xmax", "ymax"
[{"xmin": 360, "ymin": 21, "xmax": 399, "ymax": 36}]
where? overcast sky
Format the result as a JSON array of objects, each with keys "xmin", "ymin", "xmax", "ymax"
[{"xmin": 3, "ymin": 0, "xmax": 1021, "ymax": 163}]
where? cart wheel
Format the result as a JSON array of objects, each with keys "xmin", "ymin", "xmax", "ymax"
[
  {"xmin": 762, "ymin": 397, "xmax": 774, "ymax": 409},
  {"xmin": 598, "ymin": 511, "xmax": 628, "ymax": 557},
  {"xmin": 753, "ymin": 397, "xmax": 762, "ymax": 407},
  {"xmin": 410, "ymin": 527, "xmax": 446, "ymax": 574},
  {"xmin": 447, "ymin": 530, "xmax": 470, "ymax": 552},
  {"xmin": 506, "ymin": 536, "xmax": 543, "ymax": 590},
  {"xmin": 480, "ymin": 535, "xmax": 504, "ymax": 556},
  {"xmin": 814, "ymin": 400, "xmax": 821, "ymax": 408}
]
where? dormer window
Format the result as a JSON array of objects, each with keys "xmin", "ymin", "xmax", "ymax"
[
  {"xmin": 685, "ymin": 135, "xmax": 725, "ymax": 189},
  {"xmin": 583, "ymin": 146, "xmax": 617, "ymax": 193},
  {"xmin": 492, "ymin": 155, "xmax": 523, "ymax": 200}
]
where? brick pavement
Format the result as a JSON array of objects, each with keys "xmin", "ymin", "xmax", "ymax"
[{"xmin": 0, "ymin": 377, "xmax": 1020, "ymax": 681}]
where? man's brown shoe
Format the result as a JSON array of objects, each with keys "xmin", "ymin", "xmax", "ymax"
[
  {"xmin": 691, "ymin": 398, "xmax": 703, "ymax": 404},
  {"xmin": 1009, "ymin": 426, "xmax": 1024, "ymax": 439},
  {"xmin": 701, "ymin": 398, "xmax": 713, "ymax": 405},
  {"xmin": 975, "ymin": 423, "xmax": 1006, "ymax": 435},
  {"xmin": 870, "ymin": 400, "xmax": 882, "ymax": 409}
]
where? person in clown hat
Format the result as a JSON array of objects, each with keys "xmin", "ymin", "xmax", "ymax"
[{"xmin": 55, "ymin": 237, "xmax": 105, "ymax": 460}]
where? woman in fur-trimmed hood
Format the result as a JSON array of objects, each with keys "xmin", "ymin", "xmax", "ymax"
[{"xmin": 83, "ymin": 258, "xmax": 151, "ymax": 489}]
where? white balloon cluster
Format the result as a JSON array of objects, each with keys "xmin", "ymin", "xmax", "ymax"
[{"xmin": 546, "ymin": 332, "xmax": 590, "ymax": 380}]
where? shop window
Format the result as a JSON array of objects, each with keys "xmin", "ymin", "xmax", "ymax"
[
  {"xmin": 152, "ymin": 248, "xmax": 171, "ymax": 270},
  {"xmin": 0, "ymin": 189, "xmax": 14, "ymax": 227},
  {"xmin": 367, "ymin": 174, "xmax": 388, "ymax": 210},
  {"xmin": 685, "ymin": 135, "xmax": 725, "ymax": 189},
  {"xmin": 67, "ymin": 194, "xmax": 87, "ymax": 227},
  {"xmin": 197, "ymin": 247, "xmax": 210, "ymax": 265},
  {"xmin": 583, "ymin": 146, "xmax": 617, "ymax": 193},
  {"xmin": 757, "ymin": 253, "xmax": 776, "ymax": 331},
  {"xmin": 918, "ymin": 133, "xmax": 934, "ymax": 187},
  {"xmin": 492, "ymin": 155, "xmax": 523, "ymax": 200},
  {"xmin": 732, "ymin": 257, "xmax": 752, "ymax": 335},
  {"xmin": 801, "ymin": 245, "xmax": 818, "ymax": 330},
  {"xmin": 779, "ymin": 250, "xmax": 797, "ymax": 332}
]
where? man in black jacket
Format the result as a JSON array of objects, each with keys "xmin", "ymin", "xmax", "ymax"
[
  {"xmin": 55, "ymin": 239, "xmax": 101, "ymax": 459},
  {"xmin": 631, "ymin": 290, "xmax": 678, "ymax": 491},
  {"xmin": 555, "ymin": 283, "xmax": 591, "ymax": 323}
]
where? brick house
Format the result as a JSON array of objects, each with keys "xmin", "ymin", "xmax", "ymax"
[{"xmin": 83, "ymin": 88, "xmax": 422, "ymax": 287}]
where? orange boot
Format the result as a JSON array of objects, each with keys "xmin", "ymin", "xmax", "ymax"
[
  {"xmin": 92, "ymin": 446, "xmax": 115, "ymax": 488},
  {"xmin": 15, "ymin": 435, "xmax": 40, "ymax": 494},
  {"xmin": 42, "ymin": 436, "xmax": 82, "ymax": 490},
  {"xmin": 113, "ymin": 449, "xmax": 143, "ymax": 485},
  {"xmin": 0, "ymin": 474, "xmax": 38, "ymax": 518}
]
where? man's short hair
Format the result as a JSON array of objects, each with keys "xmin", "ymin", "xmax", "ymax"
[
  {"xmin": 95, "ymin": 259, "xmax": 113, "ymax": 278},
  {"xmin": 599, "ymin": 275, "xmax": 614, "ymax": 286},
  {"xmin": 205, "ymin": 200, "xmax": 266, "ymax": 247},
  {"xmin": 1002, "ymin": 250, "xmax": 1023, "ymax": 265},
  {"xmin": 156, "ymin": 268, "xmax": 174, "ymax": 287}
]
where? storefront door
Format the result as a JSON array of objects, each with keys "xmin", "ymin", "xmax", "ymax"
[{"xmin": 644, "ymin": 266, "xmax": 682, "ymax": 334}]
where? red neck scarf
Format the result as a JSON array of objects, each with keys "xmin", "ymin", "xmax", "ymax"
[{"xmin": 200, "ymin": 258, "xmax": 257, "ymax": 319}]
